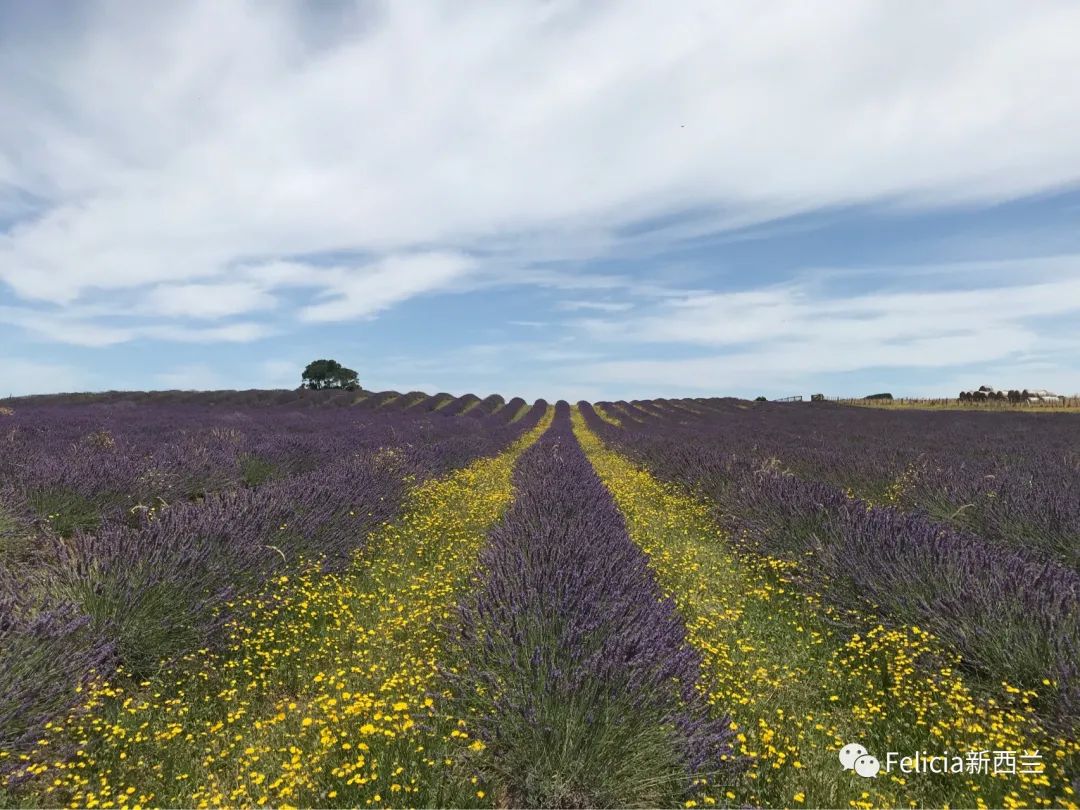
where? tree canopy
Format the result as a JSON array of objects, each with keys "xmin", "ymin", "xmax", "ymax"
[{"xmin": 301, "ymin": 359, "xmax": 359, "ymax": 390}]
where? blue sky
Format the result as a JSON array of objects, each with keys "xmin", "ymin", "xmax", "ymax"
[{"xmin": 2, "ymin": 1, "xmax": 1080, "ymax": 401}]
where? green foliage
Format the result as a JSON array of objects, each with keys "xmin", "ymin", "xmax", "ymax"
[
  {"xmin": 754, "ymin": 396, "xmax": 767, "ymax": 402},
  {"xmin": 69, "ymin": 568, "xmax": 203, "ymax": 680},
  {"xmin": 0, "ymin": 508, "xmax": 33, "ymax": 564},
  {"xmin": 0, "ymin": 629, "xmax": 98, "ymax": 752},
  {"xmin": 27, "ymin": 489, "xmax": 101, "ymax": 537},
  {"xmin": 240, "ymin": 455, "xmax": 277, "ymax": 487},
  {"xmin": 447, "ymin": 628, "xmax": 687, "ymax": 808},
  {"xmin": 301, "ymin": 359, "xmax": 360, "ymax": 390}
]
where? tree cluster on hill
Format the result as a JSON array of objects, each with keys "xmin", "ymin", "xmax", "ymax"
[{"xmin": 301, "ymin": 359, "xmax": 359, "ymax": 391}]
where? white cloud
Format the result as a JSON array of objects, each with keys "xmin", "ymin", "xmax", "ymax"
[
  {"xmin": 558, "ymin": 300, "xmax": 634, "ymax": 312},
  {"xmin": 582, "ymin": 274, "xmax": 1080, "ymax": 348},
  {"xmin": 143, "ymin": 322, "xmax": 272, "ymax": 343},
  {"xmin": 0, "ymin": 306, "xmax": 134, "ymax": 346},
  {"xmin": 241, "ymin": 260, "xmax": 336, "ymax": 288},
  {"xmin": 0, "ymin": 305, "xmax": 271, "ymax": 347},
  {"xmin": 3, "ymin": 0, "xmax": 1080, "ymax": 311},
  {"xmin": 142, "ymin": 282, "xmax": 276, "ymax": 319},
  {"xmin": 298, "ymin": 252, "xmax": 474, "ymax": 322},
  {"xmin": 570, "ymin": 274, "xmax": 1080, "ymax": 394},
  {"xmin": 581, "ymin": 329, "xmax": 1036, "ymax": 384}
]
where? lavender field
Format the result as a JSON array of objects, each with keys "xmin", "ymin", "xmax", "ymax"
[{"xmin": 0, "ymin": 392, "xmax": 1077, "ymax": 809}]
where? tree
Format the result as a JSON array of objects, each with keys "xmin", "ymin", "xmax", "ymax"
[{"xmin": 301, "ymin": 359, "xmax": 359, "ymax": 390}]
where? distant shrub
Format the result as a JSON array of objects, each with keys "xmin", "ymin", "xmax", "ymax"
[{"xmin": 864, "ymin": 392, "xmax": 894, "ymax": 400}]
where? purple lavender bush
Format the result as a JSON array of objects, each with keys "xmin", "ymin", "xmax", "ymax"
[
  {"xmin": 0, "ymin": 395, "xmax": 546, "ymax": 754},
  {"xmin": 578, "ymin": 401, "xmax": 1080, "ymax": 735},
  {"xmin": 447, "ymin": 403, "xmax": 737, "ymax": 807}
]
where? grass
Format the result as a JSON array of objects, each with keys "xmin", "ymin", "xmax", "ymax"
[
  {"xmin": 240, "ymin": 455, "xmax": 278, "ymax": 487},
  {"xmin": 27, "ymin": 488, "xmax": 103, "ymax": 538},
  {"xmin": 0, "ymin": 507, "xmax": 33, "ymax": 564},
  {"xmin": 573, "ymin": 410, "xmax": 1078, "ymax": 810}
]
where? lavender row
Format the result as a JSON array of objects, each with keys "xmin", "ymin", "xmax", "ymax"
[
  {"xmin": 468, "ymin": 393, "xmax": 506, "ymax": 417},
  {"xmin": 0, "ymin": 400, "xmax": 549, "ymax": 754},
  {"xmin": 601, "ymin": 397, "xmax": 1080, "ymax": 569},
  {"xmin": 725, "ymin": 399, "xmax": 1080, "ymax": 567},
  {"xmin": 1, "ymin": 406, "xmax": 370, "ymax": 533},
  {"xmin": 447, "ymin": 402, "xmax": 736, "ymax": 807},
  {"xmin": 437, "ymin": 393, "xmax": 480, "ymax": 416},
  {"xmin": 579, "ymin": 402, "xmax": 1080, "ymax": 735},
  {"xmin": 2, "ymin": 386, "xmax": 512, "ymax": 411},
  {"xmin": 0, "ymin": 399, "xmax": 536, "ymax": 538}
]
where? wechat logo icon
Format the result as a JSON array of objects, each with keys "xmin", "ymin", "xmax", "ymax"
[{"xmin": 840, "ymin": 742, "xmax": 881, "ymax": 778}]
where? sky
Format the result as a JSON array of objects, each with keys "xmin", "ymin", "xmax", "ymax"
[{"xmin": 3, "ymin": 1, "xmax": 1080, "ymax": 402}]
